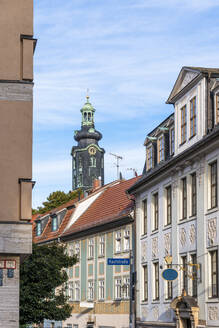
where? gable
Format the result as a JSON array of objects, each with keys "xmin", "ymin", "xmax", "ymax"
[{"xmin": 166, "ymin": 67, "xmax": 201, "ymax": 104}]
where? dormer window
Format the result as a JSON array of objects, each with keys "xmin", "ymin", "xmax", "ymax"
[
  {"xmin": 170, "ymin": 128, "xmax": 174, "ymax": 155},
  {"xmin": 36, "ymin": 221, "xmax": 41, "ymax": 236},
  {"xmin": 158, "ymin": 136, "xmax": 164, "ymax": 163},
  {"xmin": 181, "ymin": 105, "xmax": 187, "ymax": 144},
  {"xmin": 52, "ymin": 216, "xmax": 58, "ymax": 232},
  {"xmin": 146, "ymin": 146, "xmax": 153, "ymax": 170},
  {"xmin": 216, "ymin": 94, "xmax": 219, "ymax": 124},
  {"xmin": 190, "ymin": 97, "xmax": 196, "ymax": 137}
]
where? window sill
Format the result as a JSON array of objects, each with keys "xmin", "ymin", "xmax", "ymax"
[
  {"xmin": 123, "ymin": 249, "xmax": 130, "ymax": 253},
  {"xmin": 115, "ymin": 251, "xmax": 122, "ymax": 255},
  {"xmin": 206, "ymin": 207, "xmax": 218, "ymax": 215},
  {"xmin": 141, "ymin": 300, "xmax": 148, "ymax": 305},
  {"xmin": 206, "ymin": 298, "xmax": 219, "ymax": 303},
  {"xmin": 189, "ymin": 134, "xmax": 196, "ymax": 141},
  {"xmin": 98, "ymin": 255, "xmax": 105, "ymax": 258},
  {"xmin": 152, "ymin": 300, "xmax": 160, "ymax": 304},
  {"xmin": 164, "ymin": 299, "xmax": 172, "ymax": 303},
  {"xmin": 163, "ymin": 224, "xmax": 172, "ymax": 231},
  {"xmin": 151, "ymin": 229, "xmax": 159, "ymax": 236},
  {"xmin": 87, "ymin": 257, "xmax": 94, "ymax": 260},
  {"xmin": 179, "ymin": 140, "xmax": 186, "ymax": 147},
  {"xmin": 178, "ymin": 216, "xmax": 196, "ymax": 225},
  {"xmin": 140, "ymin": 234, "xmax": 147, "ymax": 240}
]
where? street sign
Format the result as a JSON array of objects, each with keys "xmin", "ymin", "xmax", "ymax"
[
  {"xmin": 162, "ymin": 268, "xmax": 178, "ymax": 281},
  {"xmin": 107, "ymin": 258, "xmax": 130, "ymax": 265}
]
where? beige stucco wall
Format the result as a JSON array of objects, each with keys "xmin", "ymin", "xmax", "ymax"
[{"xmin": 0, "ymin": 0, "xmax": 33, "ymax": 81}]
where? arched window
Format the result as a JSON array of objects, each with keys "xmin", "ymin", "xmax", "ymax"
[
  {"xmin": 90, "ymin": 156, "xmax": 96, "ymax": 167},
  {"xmin": 84, "ymin": 112, "xmax": 87, "ymax": 121},
  {"xmin": 88, "ymin": 112, "xmax": 91, "ymax": 121},
  {"xmin": 78, "ymin": 156, "xmax": 82, "ymax": 168}
]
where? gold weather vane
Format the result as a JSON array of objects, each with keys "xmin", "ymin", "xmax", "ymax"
[{"xmin": 86, "ymin": 88, "xmax": 90, "ymax": 101}]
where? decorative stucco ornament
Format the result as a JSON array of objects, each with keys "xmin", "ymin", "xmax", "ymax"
[
  {"xmin": 180, "ymin": 228, "xmax": 186, "ymax": 247},
  {"xmin": 141, "ymin": 241, "xmax": 147, "ymax": 263},
  {"xmin": 153, "ymin": 306, "xmax": 159, "ymax": 320},
  {"xmin": 142, "ymin": 307, "xmax": 148, "ymax": 319},
  {"xmin": 208, "ymin": 218, "xmax": 217, "ymax": 244},
  {"xmin": 152, "ymin": 237, "xmax": 158, "ymax": 258},
  {"xmin": 208, "ymin": 306, "xmax": 219, "ymax": 321},
  {"xmin": 189, "ymin": 224, "xmax": 196, "ymax": 244},
  {"xmin": 164, "ymin": 233, "xmax": 171, "ymax": 255}
]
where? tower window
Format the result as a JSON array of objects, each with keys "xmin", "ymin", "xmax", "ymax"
[
  {"xmin": 88, "ymin": 112, "xmax": 91, "ymax": 121},
  {"xmin": 90, "ymin": 156, "xmax": 96, "ymax": 167},
  {"xmin": 84, "ymin": 112, "xmax": 87, "ymax": 121}
]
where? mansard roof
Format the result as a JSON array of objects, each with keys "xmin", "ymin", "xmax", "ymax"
[
  {"xmin": 166, "ymin": 66, "xmax": 219, "ymax": 104},
  {"xmin": 33, "ymin": 176, "xmax": 140, "ymax": 244}
]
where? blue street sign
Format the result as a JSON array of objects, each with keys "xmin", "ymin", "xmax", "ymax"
[
  {"xmin": 162, "ymin": 268, "xmax": 178, "ymax": 281},
  {"xmin": 107, "ymin": 258, "xmax": 130, "ymax": 265}
]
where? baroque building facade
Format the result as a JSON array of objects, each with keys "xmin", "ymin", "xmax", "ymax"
[
  {"xmin": 0, "ymin": 1, "xmax": 35, "ymax": 327},
  {"xmin": 71, "ymin": 96, "xmax": 105, "ymax": 192},
  {"xmin": 128, "ymin": 67, "xmax": 219, "ymax": 328},
  {"xmin": 33, "ymin": 177, "xmax": 139, "ymax": 328}
]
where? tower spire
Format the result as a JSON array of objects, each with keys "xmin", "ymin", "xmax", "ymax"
[{"xmin": 86, "ymin": 88, "xmax": 90, "ymax": 102}]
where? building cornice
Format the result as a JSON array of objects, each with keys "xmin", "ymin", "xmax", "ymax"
[{"xmin": 127, "ymin": 127, "xmax": 219, "ymax": 195}]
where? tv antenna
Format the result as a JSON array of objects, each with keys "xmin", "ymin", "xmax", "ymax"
[
  {"xmin": 127, "ymin": 168, "xmax": 138, "ymax": 177},
  {"xmin": 109, "ymin": 153, "xmax": 123, "ymax": 180}
]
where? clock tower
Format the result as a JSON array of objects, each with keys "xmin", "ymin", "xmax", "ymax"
[{"xmin": 71, "ymin": 95, "xmax": 105, "ymax": 191}]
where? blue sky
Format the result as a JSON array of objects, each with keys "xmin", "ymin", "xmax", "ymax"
[{"xmin": 32, "ymin": 0, "xmax": 219, "ymax": 208}]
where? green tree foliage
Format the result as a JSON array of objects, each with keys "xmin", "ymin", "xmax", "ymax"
[
  {"xmin": 34, "ymin": 189, "xmax": 82, "ymax": 214},
  {"xmin": 20, "ymin": 243, "xmax": 77, "ymax": 325}
]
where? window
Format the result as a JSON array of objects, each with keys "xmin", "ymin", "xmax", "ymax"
[
  {"xmin": 191, "ymin": 173, "xmax": 197, "ymax": 216},
  {"xmin": 166, "ymin": 264, "xmax": 172, "ymax": 299},
  {"xmin": 182, "ymin": 178, "xmax": 187, "ymax": 220},
  {"xmin": 181, "ymin": 105, "xmax": 187, "ymax": 143},
  {"xmin": 124, "ymin": 229, "xmax": 130, "ymax": 251},
  {"xmin": 190, "ymin": 97, "xmax": 196, "ymax": 137},
  {"xmin": 88, "ymin": 280, "xmax": 94, "ymax": 300},
  {"xmin": 89, "ymin": 156, "xmax": 96, "ymax": 167},
  {"xmin": 170, "ymin": 128, "xmax": 175, "ymax": 155},
  {"xmin": 36, "ymin": 221, "xmax": 41, "ymax": 236},
  {"xmin": 78, "ymin": 156, "xmax": 82, "ymax": 169},
  {"xmin": 75, "ymin": 241, "xmax": 80, "ymax": 257},
  {"xmin": 210, "ymin": 250, "xmax": 218, "ymax": 298},
  {"xmin": 153, "ymin": 193, "xmax": 159, "ymax": 231},
  {"xmin": 154, "ymin": 262, "xmax": 159, "ymax": 300},
  {"xmin": 123, "ymin": 277, "xmax": 130, "ymax": 299},
  {"xmin": 166, "ymin": 186, "xmax": 172, "ymax": 225},
  {"xmin": 181, "ymin": 256, "xmax": 188, "ymax": 293},
  {"xmin": 158, "ymin": 136, "xmax": 164, "ymax": 162},
  {"xmin": 52, "ymin": 216, "xmax": 58, "ymax": 231},
  {"xmin": 210, "ymin": 162, "xmax": 217, "ymax": 209},
  {"xmin": 216, "ymin": 94, "xmax": 219, "ymax": 124},
  {"xmin": 143, "ymin": 265, "xmax": 148, "ymax": 301},
  {"xmin": 115, "ymin": 231, "xmax": 122, "ymax": 253},
  {"xmin": 99, "ymin": 235, "xmax": 105, "ymax": 257},
  {"xmin": 67, "ymin": 324, "xmax": 73, "ymax": 328},
  {"xmin": 147, "ymin": 146, "xmax": 153, "ymax": 170},
  {"xmin": 143, "ymin": 199, "xmax": 147, "ymax": 235},
  {"xmin": 98, "ymin": 280, "xmax": 105, "ymax": 300},
  {"xmin": 73, "ymin": 325, "xmax": 78, "ymax": 328},
  {"xmin": 88, "ymin": 238, "xmax": 94, "ymax": 258},
  {"xmin": 69, "ymin": 281, "xmax": 74, "ymax": 301},
  {"xmin": 115, "ymin": 278, "xmax": 122, "ymax": 299},
  {"xmin": 75, "ymin": 281, "xmax": 80, "ymax": 301},
  {"xmin": 191, "ymin": 254, "xmax": 197, "ymax": 297}
]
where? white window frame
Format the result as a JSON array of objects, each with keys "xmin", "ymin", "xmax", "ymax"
[
  {"xmin": 115, "ymin": 278, "xmax": 122, "ymax": 299},
  {"xmin": 115, "ymin": 231, "xmax": 122, "ymax": 253},
  {"xmin": 124, "ymin": 229, "xmax": 130, "ymax": 252},
  {"xmin": 75, "ymin": 281, "xmax": 80, "ymax": 301},
  {"xmin": 147, "ymin": 145, "xmax": 153, "ymax": 170},
  {"xmin": 123, "ymin": 276, "xmax": 130, "ymax": 299},
  {"xmin": 75, "ymin": 241, "xmax": 80, "ymax": 257},
  {"xmin": 158, "ymin": 135, "xmax": 164, "ymax": 162},
  {"xmin": 99, "ymin": 235, "xmax": 105, "ymax": 257},
  {"xmin": 88, "ymin": 280, "xmax": 94, "ymax": 300},
  {"xmin": 88, "ymin": 238, "xmax": 94, "ymax": 258},
  {"xmin": 98, "ymin": 279, "xmax": 105, "ymax": 300},
  {"xmin": 69, "ymin": 281, "xmax": 74, "ymax": 301}
]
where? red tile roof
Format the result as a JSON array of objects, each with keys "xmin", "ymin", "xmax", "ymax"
[{"xmin": 33, "ymin": 177, "xmax": 140, "ymax": 244}]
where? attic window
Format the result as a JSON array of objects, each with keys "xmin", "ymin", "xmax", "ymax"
[
  {"xmin": 52, "ymin": 216, "xmax": 58, "ymax": 232},
  {"xmin": 36, "ymin": 221, "xmax": 42, "ymax": 236},
  {"xmin": 216, "ymin": 94, "xmax": 219, "ymax": 124},
  {"xmin": 146, "ymin": 146, "xmax": 153, "ymax": 170},
  {"xmin": 158, "ymin": 136, "xmax": 164, "ymax": 162}
]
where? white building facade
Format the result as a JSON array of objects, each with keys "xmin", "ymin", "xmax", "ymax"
[{"xmin": 128, "ymin": 67, "xmax": 219, "ymax": 328}]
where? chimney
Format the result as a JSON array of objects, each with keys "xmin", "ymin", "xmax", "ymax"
[{"xmin": 92, "ymin": 177, "xmax": 101, "ymax": 191}]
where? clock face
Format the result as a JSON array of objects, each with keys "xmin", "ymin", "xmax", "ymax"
[{"xmin": 88, "ymin": 146, "xmax": 96, "ymax": 155}]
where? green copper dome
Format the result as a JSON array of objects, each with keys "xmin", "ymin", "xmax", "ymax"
[{"xmin": 80, "ymin": 96, "xmax": 95, "ymax": 126}]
